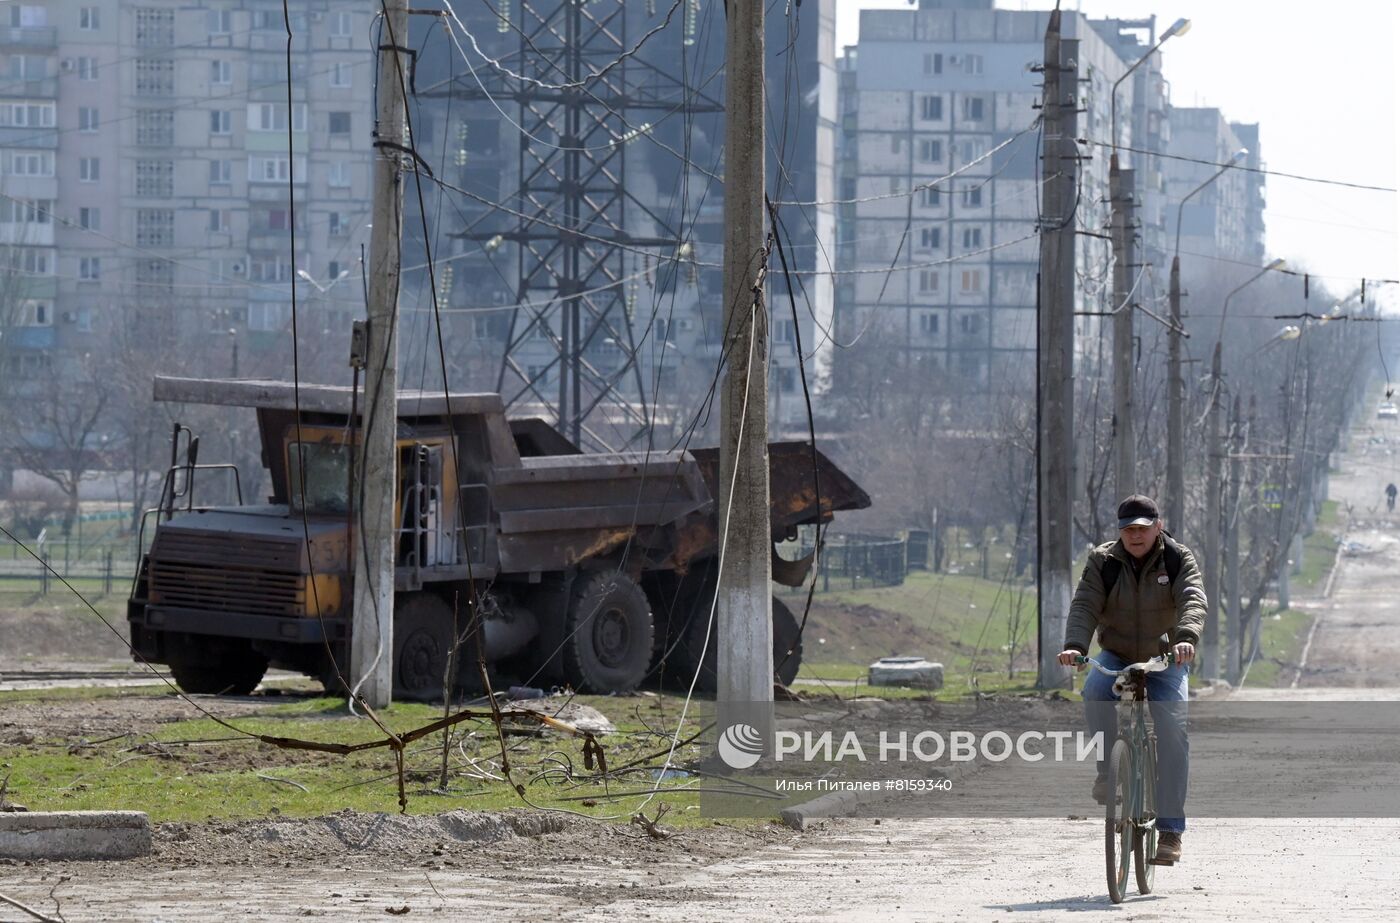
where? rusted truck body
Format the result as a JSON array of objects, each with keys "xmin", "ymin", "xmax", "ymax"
[{"xmin": 127, "ymin": 377, "xmax": 869, "ymax": 698}]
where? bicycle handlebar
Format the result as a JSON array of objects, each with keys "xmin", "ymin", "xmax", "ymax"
[{"xmin": 1073, "ymin": 653, "xmax": 1176, "ymax": 676}]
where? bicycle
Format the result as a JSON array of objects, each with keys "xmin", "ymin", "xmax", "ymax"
[{"xmin": 1076, "ymin": 652, "xmax": 1177, "ymax": 904}]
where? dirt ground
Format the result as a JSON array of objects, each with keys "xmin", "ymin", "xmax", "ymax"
[{"xmin": 6, "ymin": 425, "xmax": 1400, "ymax": 920}]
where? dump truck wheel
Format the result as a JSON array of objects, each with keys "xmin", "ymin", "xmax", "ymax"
[
  {"xmin": 563, "ymin": 572, "xmax": 654, "ymax": 693},
  {"xmin": 677, "ymin": 595, "xmax": 804, "ymax": 693},
  {"xmin": 167, "ymin": 637, "xmax": 268, "ymax": 696},
  {"xmin": 393, "ymin": 592, "xmax": 456, "ymax": 701}
]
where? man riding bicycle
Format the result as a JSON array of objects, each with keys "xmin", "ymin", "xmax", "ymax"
[{"xmin": 1057, "ymin": 494, "xmax": 1206, "ymax": 863}]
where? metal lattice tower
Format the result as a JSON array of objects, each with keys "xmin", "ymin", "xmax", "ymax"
[{"xmin": 423, "ymin": 1, "xmax": 720, "ymax": 449}]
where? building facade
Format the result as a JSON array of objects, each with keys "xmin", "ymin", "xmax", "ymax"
[{"xmin": 0, "ymin": 0, "xmax": 375, "ymax": 385}]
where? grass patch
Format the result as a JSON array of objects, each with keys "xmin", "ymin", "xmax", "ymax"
[
  {"xmin": 1239, "ymin": 607, "xmax": 1314, "ymax": 688},
  {"xmin": 0, "ymin": 691, "xmax": 732, "ymax": 827},
  {"xmin": 1295, "ymin": 500, "xmax": 1343, "ymax": 591}
]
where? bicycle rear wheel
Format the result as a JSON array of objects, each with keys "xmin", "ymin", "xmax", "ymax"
[
  {"xmin": 1134, "ymin": 735, "xmax": 1159, "ymax": 894},
  {"xmin": 1104, "ymin": 739, "xmax": 1132, "ymax": 904}
]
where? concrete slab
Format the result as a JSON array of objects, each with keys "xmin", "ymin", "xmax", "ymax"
[{"xmin": 0, "ymin": 811, "xmax": 151, "ymax": 861}]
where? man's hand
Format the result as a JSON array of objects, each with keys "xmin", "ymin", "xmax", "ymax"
[
  {"xmin": 1174, "ymin": 641, "xmax": 1196, "ymax": 665},
  {"xmin": 1057, "ymin": 649, "xmax": 1086, "ymax": 670}
]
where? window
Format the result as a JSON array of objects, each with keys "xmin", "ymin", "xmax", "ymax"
[
  {"xmin": 9, "ymin": 5, "xmax": 46, "ymax": 27},
  {"xmin": 247, "ymin": 156, "xmax": 305, "ymax": 183},
  {"xmin": 960, "ymin": 269, "xmax": 983, "ymax": 293},
  {"xmin": 78, "ymin": 106, "xmax": 98, "ymax": 132},
  {"xmin": 79, "ymin": 157, "xmax": 100, "ymax": 182},
  {"xmin": 328, "ymin": 111, "xmax": 351, "ymax": 135},
  {"xmin": 328, "ymin": 161, "xmax": 351, "ymax": 188},
  {"xmin": 889, "ymin": 135, "xmax": 903, "ymax": 155},
  {"xmin": 920, "ymin": 186, "xmax": 941, "ymax": 208},
  {"xmin": 4, "ymin": 150, "xmax": 54, "ymax": 177},
  {"xmin": 136, "ymin": 259, "xmax": 173, "ymax": 288},
  {"xmin": 773, "ymin": 318, "xmax": 795, "ymax": 345},
  {"xmin": 8, "ymin": 55, "xmax": 48, "ymax": 80},
  {"xmin": 16, "ymin": 300, "xmax": 52, "ymax": 327},
  {"xmin": 207, "ymin": 9, "xmax": 232, "ymax": 34},
  {"xmin": 136, "ymin": 209, "xmax": 175, "ymax": 247},
  {"xmin": 135, "ymin": 159, "xmax": 173, "ymax": 197},
  {"xmin": 208, "ymin": 209, "xmax": 229, "ymax": 232},
  {"xmin": 260, "ymin": 208, "xmax": 289, "ymax": 230},
  {"xmin": 78, "ymin": 207, "xmax": 100, "ymax": 231},
  {"xmin": 962, "ymin": 227, "xmax": 982, "ymax": 249},
  {"xmin": 249, "ymin": 259, "xmax": 292, "ymax": 283},
  {"xmin": 247, "ymin": 103, "xmax": 307, "ymax": 132},
  {"xmin": 134, "ymin": 8, "xmax": 174, "ymax": 46},
  {"xmin": 328, "ymin": 211, "xmax": 347, "ymax": 237},
  {"xmin": 959, "ymin": 138, "xmax": 987, "ymax": 164},
  {"xmin": 918, "ymin": 138, "xmax": 942, "ymax": 164},
  {"xmin": 918, "ymin": 227, "xmax": 941, "ymax": 250},
  {"xmin": 329, "ymin": 62, "xmax": 352, "ymax": 88},
  {"xmin": 210, "ymin": 60, "xmax": 232, "ymax": 85},
  {"xmin": 79, "ymin": 257, "xmax": 101, "ymax": 281},
  {"xmin": 918, "ymin": 270, "xmax": 940, "ymax": 293},
  {"xmin": 250, "ymin": 59, "xmax": 307, "ymax": 84},
  {"xmin": 919, "ymin": 313, "xmax": 939, "ymax": 336},
  {"xmin": 959, "ymin": 314, "xmax": 982, "ymax": 334},
  {"xmin": 962, "ymin": 97, "xmax": 985, "ymax": 121},
  {"xmin": 963, "ymin": 54, "xmax": 983, "ymax": 75},
  {"xmin": 332, "ymin": 11, "xmax": 353, "ymax": 37},
  {"xmin": 209, "ymin": 159, "xmax": 232, "ymax": 184},
  {"xmin": 920, "ymin": 95, "xmax": 943, "ymax": 121},
  {"xmin": 136, "ymin": 109, "xmax": 173, "ymax": 146},
  {"xmin": 962, "ymin": 185, "xmax": 983, "ymax": 208},
  {"xmin": 77, "ymin": 56, "xmax": 98, "ymax": 81},
  {"xmin": 923, "ymin": 53, "xmax": 942, "ymax": 75},
  {"xmin": 0, "ymin": 101, "xmax": 55, "ymax": 128},
  {"xmin": 0, "ymin": 198, "xmax": 52, "ymax": 224},
  {"xmin": 248, "ymin": 302, "xmax": 292, "ymax": 332},
  {"xmin": 79, "ymin": 7, "xmax": 100, "ymax": 30},
  {"xmin": 210, "ymin": 110, "xmax": 232, "ymax": 134},
  {"xmin": 134, "ymin": 58, "xmax": 174, "ymax": 96},
  {"xmin": 5, "ymin": 247, "xmax": 51, "ymax": 275}
]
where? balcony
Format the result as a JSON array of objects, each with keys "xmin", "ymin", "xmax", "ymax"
[
  {"xmin": 0, "ymin": 125, "xmax": 56, "ymax": 149},
  {"xmin": 0, "ymin": 77, "xmax": 56, "ymax": 99},
  {"xmin": 0, "ymin": 27, "xmax": 56, "ymax": 50}
]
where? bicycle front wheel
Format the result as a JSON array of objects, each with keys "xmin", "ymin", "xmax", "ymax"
[
  {"xmin": 1104, "ymin": 739, "xmax": 1132, "ymax": 904},
  {"xmin": 1134, "ymin": 735, "xmax": 1159, "ymax": 894}
]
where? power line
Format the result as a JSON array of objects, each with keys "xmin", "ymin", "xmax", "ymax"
[{"xmin": 1083, "ymin": 138, "xmax": 1397, "ymax": 194}]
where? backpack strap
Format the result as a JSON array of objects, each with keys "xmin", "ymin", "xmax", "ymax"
[
  {"xmin": 1162, "ymin": 536, "xmax": 1183, "ymax": 585},
  {"xmin": 1100, "ymin": 556, "xmax": 1122, "ymax": 598}
]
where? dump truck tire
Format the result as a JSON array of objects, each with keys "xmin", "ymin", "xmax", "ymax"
[
  {"xmin": 676, "ymin": 595, "xmax": 803, "ymax": 693},
  {"xmin": 166, "ymin": 637, "xmax": 268, "ymax": 696},
  {"xmin": 563, "ymin": 572, "xmax": 654, "ymax": 693},
  {"xmin": 393, "ymin": 592, "xmax": 456, "ymax": 701}
]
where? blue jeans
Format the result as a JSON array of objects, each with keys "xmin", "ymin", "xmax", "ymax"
[{"xmin": 1082, "ymin": 650, "xmax": 1189, "ymax": 834}]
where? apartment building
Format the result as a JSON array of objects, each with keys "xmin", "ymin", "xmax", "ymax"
[
  {"xmin": 0, "ymin": 0, "xmax": 375, "ymax": 383},
  {"xmin": 1166, "ymin": 107, "xmax": 1266, "ymax": 271}
]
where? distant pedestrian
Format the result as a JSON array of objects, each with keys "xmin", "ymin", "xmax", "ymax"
[{"xmin": 1386, "ymin": 483, "xmax": 1396, "ymax": 512}]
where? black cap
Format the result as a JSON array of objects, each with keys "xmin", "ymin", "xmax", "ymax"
[{"xmin": 1117, "ymin": 494, "xmax": 1160, "ymax": 530}]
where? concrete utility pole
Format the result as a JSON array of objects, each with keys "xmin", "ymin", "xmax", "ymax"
[
  {"xmin": 1036, "ymin": 9, "xmax": 1079, "ymax": 688},
  {"xmin": 1224, "ymin": 394, "xmax": 1243, "ymax": 684},
  {"xmin": 1167, "ymin": 258, "xmax": 1183, "ymax": 531},
  {"xmin": 351, "ymin": 0, "xmax": 409, "ymax": 707},
  {"xmin": 1110, "ymin": 161, "xmax": 1137, "ymax": 500},
  {"xmin": 1201, "ymin": 344, "xmax": 1222, "ymax": 682},
  {"xmin": 718, "ymin": 0, "xmax": 773, "ymax": 720}
]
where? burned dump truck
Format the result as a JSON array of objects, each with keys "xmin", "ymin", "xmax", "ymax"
[{"xmin": 127, "ymin": 377, "xmax": 870, "ymax": 699}]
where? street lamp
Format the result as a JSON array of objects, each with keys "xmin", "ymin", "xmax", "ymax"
[
  {"xmin": 1110, "ymin": 17, "xmax": 1190, "ymax": 157},
  {"xmin": 1108, "ymin": 17, "xmax": 1189, "ymax": 500},
  {"xmin": 295, "ymin": 268, "xmax": 350, "ymax": 294},
  {"xmin": 1166, "ymin": 148, "xmax": 1248, "ymax": 533},
  {"xmin": 1203, "ymin": 256, "xmax": 1286, "ymax": 683}
]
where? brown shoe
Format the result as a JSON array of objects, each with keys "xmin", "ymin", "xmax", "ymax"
[
  {"xmin": 1092, "ymin": 776, "xmax": 1109, "ymax": 805},
  {"xmin": 1154, "ymin": 831, "xmax": 1182, "ymax": 863}
]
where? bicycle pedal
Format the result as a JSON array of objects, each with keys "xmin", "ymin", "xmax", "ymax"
[{"xmin": 1147, "ymin": 857, "xmax": 1176, "ymax": 866}]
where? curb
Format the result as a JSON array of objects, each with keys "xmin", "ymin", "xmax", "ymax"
[{"xmin": 0, "ymin": 811, "xmax": 151, "ymax": 861}]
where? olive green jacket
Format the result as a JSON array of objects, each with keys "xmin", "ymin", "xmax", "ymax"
[{"xmin": 1064, "ymin": 535, "xmax": 1207, "ymax": 663}]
